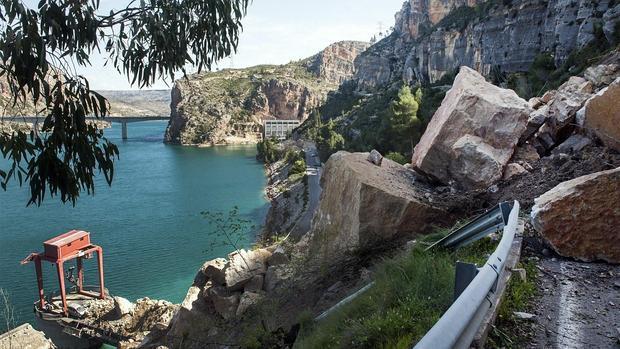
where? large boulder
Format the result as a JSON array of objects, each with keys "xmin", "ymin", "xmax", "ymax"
[
  {"xmin": 223, "ymin": 249, "xmax": 271, "ymax": 291},
  {"xmin": 207, "ymin": 287, "xmax": 241, "ymax": 320},
  {"xmin": 577, "ymin": 77, "xmax": 620, "ymax": 151},
  {"xmin": 531, "ymin": 167, "xmax": 620, "ymax": 263},
  {"xmin": 411, "ymin": 66, "xmax": 530, "ymax": 189},
  {"xmin": 113, "ymin": 296, "xmax": 135, "ymax": 318},
  {"xmin": 200, "ymin": 258, "xmax": 227, "ymax": 286},
  {"xmin": 307, "ymin": 151, "xmax": 451, "ymax": 256}
]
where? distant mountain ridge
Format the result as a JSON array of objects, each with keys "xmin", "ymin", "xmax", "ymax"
[{"xmin": 101, "ymin": 89, "xmax": 171, "ymax": 117}]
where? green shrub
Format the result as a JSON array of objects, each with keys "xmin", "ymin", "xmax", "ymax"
[
  {"xmin": 289, "ymin": 158, "xmax": 307, "ymax": 177},
  {"xmin": 295, "ymin": 231, "xmax": 498, "ymax": 349},
  {"xmin": 257, "ymin": 139, "xmax": 280, "ymax": 163},
  {"xmin": 385, "ymin": 152, "xmax": 408, "ymax": 165}
]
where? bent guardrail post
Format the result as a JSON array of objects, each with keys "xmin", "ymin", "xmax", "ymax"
[
  {"xmin": 426, "ymin": 202, "xmax": 511, "ymax": 251},
  {"xmin": 413, "ymin": 200, "xmax": 520, "ymax": 349}
]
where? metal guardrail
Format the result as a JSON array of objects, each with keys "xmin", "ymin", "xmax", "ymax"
[
  {"xmin": 413, "ymin": 200, "xmax": 521, "ymax": 349},
  {"xmin": 426, "ymin": 202, "xmax": 512, "ymax": 250}
]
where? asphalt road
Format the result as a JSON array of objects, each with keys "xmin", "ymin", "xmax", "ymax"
[{"xmin": 290, "ymin": 141, "xmax": 322, "ymax": 239}]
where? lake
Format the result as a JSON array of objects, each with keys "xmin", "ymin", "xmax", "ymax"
[{"xmin": 0, "ymin": 121, "xmax": 269, "ymax": 326}]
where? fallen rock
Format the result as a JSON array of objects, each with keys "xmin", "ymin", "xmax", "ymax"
[
  {"xmin": 546, "ymin": 76, "xmax": 593, "ymax": 137},
  {"xmin": 531, "ymin": 167, "xmax": 620, "ymax": 263},
  {"xmin": 528, "ymin": 97, "xmax": 544, "ymax": 109},
  {"xmin": 520, "ymin": 105, "xmax": 549, "ymax": 143},
  {"xmin": 367, "ymin": 149, "xmax": 383, "ymax": 166},
  {"xmin": 577, "ymin": 77, "xmax": 620, "ymax": 151},
  {"xmin": 264, "ymin": 265, "xmax": 293, "ymax": 293},
  {"xmin": 236, "ymin": 291, "xmax": 264, "ymax": 317},
  {"xmin": 244, "ymin": 274, "xmax": 264, "ymax": 292},
  {"xmin": 412, "ymin": 66, "xmax": 530, "ymax": 189},
  {"xmin": 513, "ymin": 311, "xmax": 536, "ymax": 320},
  {"xmin": 208, "ymin": 287, "xmax": 240, "ymax": 320},
  {"xmin": 267, "ymin": 245, "xmax": 289, "ymax": 266},
  {"xmin": 552, "ymin": 134, "xmax": 592, "ymax": 154},
  {"xmin": 540, "ymin": 90, "xmax": 556, "ymax": 104},
  {"xmin": 114, "ymin": 296, "xmax": 135, "ymax": 317},
  {"xmin": 0, "ymin": 323, "xmax": 56, "ymax": 349},
  {"xmin": 308, "ymin": 151, "xmax": 451, "ymax": 255},
  {"xmin": 584, "ymin": 64, "xmax": 620, "ymax": 87},
  {"xmin": 200, "ymin": 258, "xmax": 227, "ymax": 285},
  {"xmin": 503, "ymin": 163, "xmax": 528, "ymax": 180},
  {"xmin": 511, "ymin": 143, "xmax": 540, "ymax": 166},
  {"xmin": 224, "ymin": 249, "xmax": 270, "ymax": 291}
]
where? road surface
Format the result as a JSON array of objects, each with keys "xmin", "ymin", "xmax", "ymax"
[{"xmin": 290, "ymin": 141, "xmax": 322, "ymax": 239}]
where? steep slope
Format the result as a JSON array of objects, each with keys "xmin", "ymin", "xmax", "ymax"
[
  {"xmin": 164, "ymin": 41, "xmax": 370, "ymax": 146},
  {"xmin": 355, "ymin": 0, "xmax": 620, "ymax": 88},
  {"xmin": 300, "ymin": 0, "xmax": 620, "ymax": 162}
]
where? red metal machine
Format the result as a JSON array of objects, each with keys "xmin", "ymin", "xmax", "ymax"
[{"xmin": 21, "ymin": 230, "xmax": 105, "ymax": 317}]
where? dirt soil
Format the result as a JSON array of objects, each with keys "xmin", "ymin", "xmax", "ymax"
[{"xmin": 485, "ymin": 145, "xmax": 620, "ymax": 210}]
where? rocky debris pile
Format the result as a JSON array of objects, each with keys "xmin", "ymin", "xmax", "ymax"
[
  {"xmin": 167, "ymin": 244, "xmax": 294, "ymax": 345},
  {"xmin": 517, "ymin": 63, "xmax": 620, "ymax": 158},
  {"xmin": 305, "ymin": 151, "xmax": 452, "ymax": 257},
  {"xmin": 530, "ymin": 167, "xmax": 620, "ymax": 263},
  {"xmin": 411, "ymin": 66, "xmax": 531, "ymax": 189},
  {"xmin": 520, "ymin": 76, "xmax": 594, "ymax": 156},
  {"xmin": 0, "ymin": 323, "xmax": 56, "ymax": 349},
  {"xmin": 79, "ymin": 296, "xmax": 177, "ymax": 348}
]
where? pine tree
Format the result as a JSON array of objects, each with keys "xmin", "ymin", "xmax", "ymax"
[{"xmin": 389, "ymin": 85, "xmax": 422, "ymax": 153}]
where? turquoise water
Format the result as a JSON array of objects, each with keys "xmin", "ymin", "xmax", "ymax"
[{"xmin": 0, "ymin": 121, "xmax": 269, "ymax": 326}]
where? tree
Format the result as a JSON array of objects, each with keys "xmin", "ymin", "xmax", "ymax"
[
  {"xmin": 202, "ymin": 206, "xmax": 255, "ymax": 269},
  {"xmin": 316, "ymin": 119, "xmax": 344, "ymax": 162},
  {"xmin": 387, "ymin": 84, "xmax": 422, "ymax": 154},
  {"xmin": 0, "ymin": 0, "xmax": 249, "ymax": 205}
]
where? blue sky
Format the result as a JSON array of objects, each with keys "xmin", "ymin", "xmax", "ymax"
[{"xmin": 24, "ymin": 0, "xmax": 405, "ymax": 90}]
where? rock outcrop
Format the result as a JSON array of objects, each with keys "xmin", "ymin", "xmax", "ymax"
[
  {"xmin": 411, "ymin": 66, "xmax": 530, "ymax": 189},
  {"xmin": 0, "ymin": 324, "xmax": 56, "ymax": 349},
  {"xmin": 306, "ymin": 151, "xmax": 451, "ymax": 257},
  {"xmin": 577, "ymin": 77, "xmax": 620, "ymax": 150},
  {"xmin": 354, "ymin": 0, "xmax": 619, "ymax": 89},
  {"xmin": 165, "ymin": 41, "xmax": 369, "ymax": 146},
  {"xmin": 531, "ymin": 167, "xmax": 620, "ymax": 263}
]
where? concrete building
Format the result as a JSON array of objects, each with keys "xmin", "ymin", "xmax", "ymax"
[{"xmin": 263, "ymin": 119, "xmax": 300, "ymax": 140}]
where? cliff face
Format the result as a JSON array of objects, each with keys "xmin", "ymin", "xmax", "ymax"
[
  {"xmin": 165, "ymin": 41, "xmax": 370, "ymax": 146},
  {"xmin": 355, "ymin": 0, "xmax": 620, "ymax": 89}
]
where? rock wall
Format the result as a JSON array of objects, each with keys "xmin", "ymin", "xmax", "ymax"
[
  {"xmin": 355, "ymin": 0, "xmax": 620, "ymax": 89},
  {"xmin": 165, "ymin": 41, "xmax": 368, "ymax": 146},
  {"xmin": 306, "ymin": 41, "xmax": 371, "ymax": 85}
]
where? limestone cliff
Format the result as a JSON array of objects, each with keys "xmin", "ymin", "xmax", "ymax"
[
  {"xmin": 355, "ymin": 0, "xmax": 620, "ymax": 89},
  {"xmin": 165, "ymin": 41, "xmax": 370, "ymax": 145}
]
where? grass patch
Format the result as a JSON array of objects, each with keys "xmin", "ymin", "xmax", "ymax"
[
  {"xmin": 486, "ymin": 260, "xmax": 538, "ymax": 348},
  {"xmin": 294, "ymin": 232, "xmax": 498, "ymax": 349}
]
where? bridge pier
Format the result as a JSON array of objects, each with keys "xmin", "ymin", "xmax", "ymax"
[
  {"xmin": 121, "ymin": 121, "xmax": 128, "ymax": 141},
  {"xmin": 32, "ymin": 120, "xmax": 39, "ymax": 138}
]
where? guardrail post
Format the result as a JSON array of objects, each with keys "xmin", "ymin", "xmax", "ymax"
[{"xmin": 454, "ymin": 262, "xmax": 479, "ymax": 301}]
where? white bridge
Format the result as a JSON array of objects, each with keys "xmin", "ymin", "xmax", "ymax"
[{"xmin": 3, "ymin": 116, "xmax": 169, "ymax": 140}]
